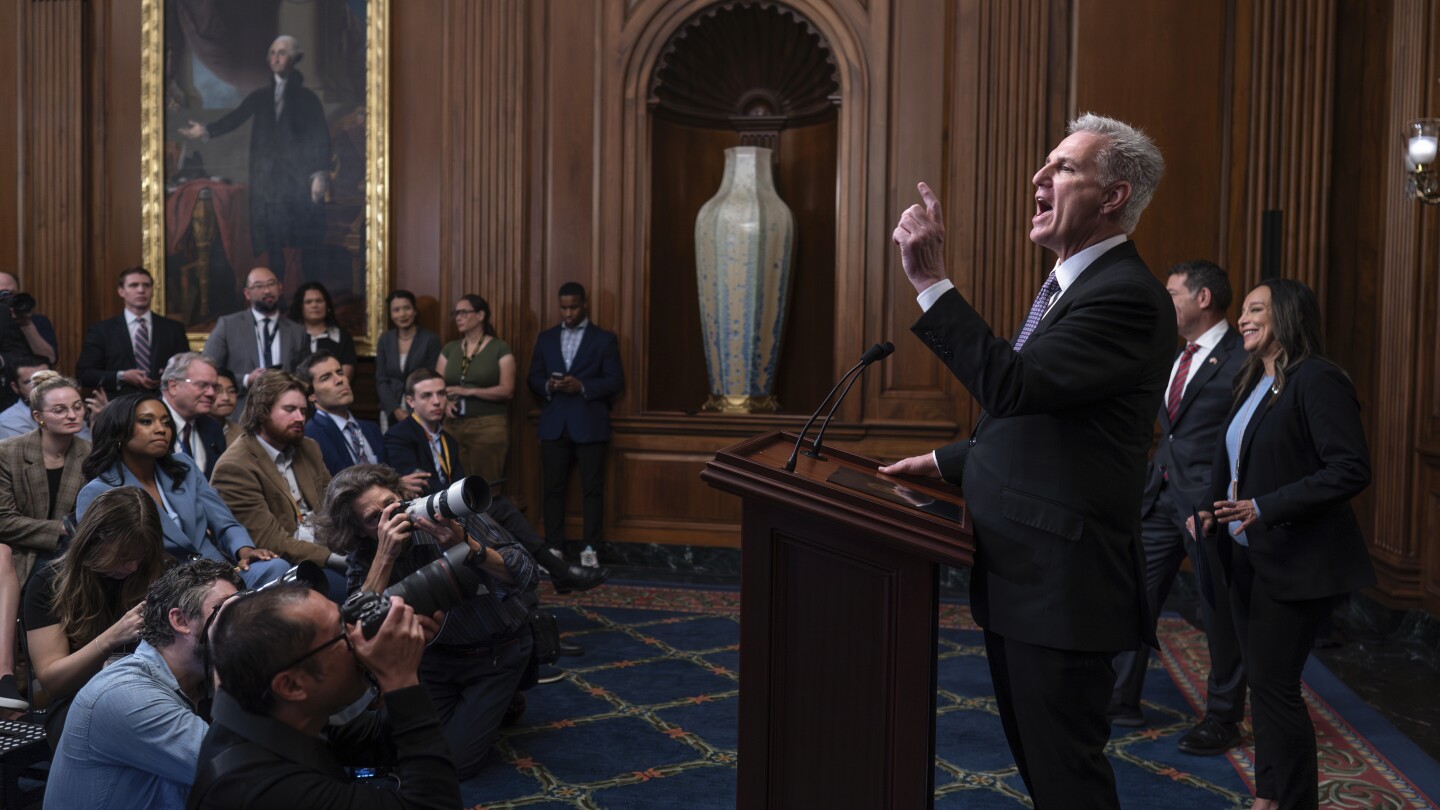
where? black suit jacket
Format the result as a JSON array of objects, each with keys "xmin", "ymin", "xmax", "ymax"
[
  {"xmin": 169, "ymin": 410, "xmax": 228, "ymax": 480},
  {"xmin": 75, "ymin": 313, "xmax": 190, "ymax": 395},
  {"xmin": 916, "ymin": 241, "xmax": 1176, "ymax": 652},
  {"xmin": 384, "ymin": 417, "xmax": 466, "ymax": 496},
  {"xmin": 1206, "ymin": 357, "xmax": 1375, "ymax": 601},
  {"xmin": 1140, "ymin": 325, "xmax": 1246, "ymax": 526}
]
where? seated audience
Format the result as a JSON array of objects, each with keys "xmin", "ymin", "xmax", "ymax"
[
  {"xmin": 388, "ymin": 369, "xmax": 609, "ymax": 594},
  {"xmin": 77, "ymin": 392, "xmax": 287, "ymax": 588},
  {"xmin": 299, "ymin": 351, "xmax": 428, "ymax": 496},
  {"xmin": 375, "ymin": 289, "xmax": 441, "ymax": 426},
  {"xmin": 210, "ymin": 370, "xmax": 347, "ymax": 601},
  {"xmin": 318, "ymin": 464, "xmax": 537, "ymax": 778},
  {"xmin": 0, "ymin": 360, "xmax": 91, "ymax": 441},
  {"xmin": 191, "ymin": 581, "xmax": 456, "ymax": 809},
  {"xmin": 290, "ymin": 281, "xmax": 357, "ymax": 379},
  {"xmin": 212, "ymin": 367, "xmax": 244, "ymax": 446},
  {"xmin": 1195, "ymin": 279, "xmax": 1375, "ymax": 810},
  {"xmin": 75, "ymin": 266, "xmax": 189, "ymax": 396},
  {"xmin": 158, "ymin": 353, "xmax": 228, "ymax": 479},
  {"xmin": 46, "ymin": 559, "xmax": 242, "ymax": 810},
  {"xmin": 435, "ymin": 293, "xmax": 514, "ymax": 484},
  {"xmin": 24, "ymin": 486, "xmax": 168, "ymax": 743}
]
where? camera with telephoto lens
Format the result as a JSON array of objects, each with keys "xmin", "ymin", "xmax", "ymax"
[
  {"xmin": 341, "ymin": 541, "xmax": 490, "ymax": 638},
  {"xmin": 403, "ymin": 476, "xmax": 491, "ymax": 523},
  {"xmin": 0, "ymin": 290, "xmax": 36, "ymax": 317}
]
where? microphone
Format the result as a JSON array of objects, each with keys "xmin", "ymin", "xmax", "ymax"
[
  {"xmin": 809, "ymin": 341, "xmax": 894, "ymax": 459},
  {"xmin": 783, "ymin": 342, "xmax": 895, "ymax": 473}
]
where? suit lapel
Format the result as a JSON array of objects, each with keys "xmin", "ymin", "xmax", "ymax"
[
  {"xmin": 1029, "ymin": 241, "xmax": 1138, "ymax": 342},
  {"xmin": 55, "ymin": 439, "xmax": 89, "ymax": 519},
  {"xmin": 244, "ymin": 435, "xmax": 294, "ymax": 502},
  {"xmin": 294, "ymin": 445, "xmax": 323, "ymax": 514},
  {"xmin": 1237, "ymin": 378, "xmax": 1279, "ymax": 477},
  {"xmin": 17, "ymin": 435, "xmax": 49, "ymax": 517},
  {"xmin": 1172, "ymin": 329, "xmax": 1237, "ymax": 425}
]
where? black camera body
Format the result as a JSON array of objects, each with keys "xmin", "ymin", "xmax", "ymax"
[
  {"xmin": 0, "ymin": 290, "xmax": 36, "ymax": 317},
  {"xmin": 341, "ymin": 541, "xmax": 490, "ymax": 638}
]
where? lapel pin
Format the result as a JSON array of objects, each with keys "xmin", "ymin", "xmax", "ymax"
[{"xmin": 1207, "ymin": 357, "xmax": 1218, "ymax": 365}]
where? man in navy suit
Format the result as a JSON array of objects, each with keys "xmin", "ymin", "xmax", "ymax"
[
  {"xmin": 1109, "ymin": 261, "xmax": 1248, "ymax": 755},
  {"xmin": 880, "ymin": 115, "xmax": 1175, "ymax": 809},
  {"xmin": 76, "ymin": 267, "xmax": 190, "ymax": 395},
  {"xmin": 159, "ymin": 352, "xmax": 229, "ymax": 479},
  {"xmin": 389, "ymin": 369, "xmax": 609, "ymax": 595},
  {"xmin": 297, "ymin": 351, "xmax": 426, "ymax": 497},
  {"xmin": 526, "ymin": 282, "xmax": 625, "ymax": 550}
]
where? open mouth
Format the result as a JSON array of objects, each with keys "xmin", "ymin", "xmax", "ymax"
[{"xmin": 1033, "ymin": 197, "xmax": 1053, "ymax": 220}]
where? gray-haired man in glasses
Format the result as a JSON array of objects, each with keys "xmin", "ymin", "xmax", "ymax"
[{"xmin": 189, "ymin": 579, "xmax": 457, "ymax": 810}]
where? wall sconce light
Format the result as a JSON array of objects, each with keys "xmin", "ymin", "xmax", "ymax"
[{"xmin": 1404, "ymin": 118, "xmax": 1440, "ymax": 204}]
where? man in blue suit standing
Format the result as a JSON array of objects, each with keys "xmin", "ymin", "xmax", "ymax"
[{"xmin": 526, "ymin": 282, "xmax": 624, "ymax": 550}]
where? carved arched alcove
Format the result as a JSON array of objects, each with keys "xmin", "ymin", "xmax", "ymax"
[{"xmin": 643, "ymin": 1, "xmax": 841, "ymax": 413}]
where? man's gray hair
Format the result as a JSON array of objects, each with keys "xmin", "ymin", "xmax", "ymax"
[
  {"xmin": 271, "ymin": 35, "xmax": 303, "ymax": 58},
  {"xmin": 1067, "ymin": 113, "xmax": 1165, "ymax": 233},
  {"xmin": 161, "ymin": 351, "xmax": 215, "ymax": 389}
]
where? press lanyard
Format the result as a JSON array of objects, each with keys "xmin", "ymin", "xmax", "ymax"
[{"xmin": 413, "ymin": 413, "xmax": 451, "ymax": 482}]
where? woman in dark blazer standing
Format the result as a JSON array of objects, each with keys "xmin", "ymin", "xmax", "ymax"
[
  {"xmin": 1195, "ymin": 278, "xmax": 1373, "ymax": 810},
  {"xmin": 375, "ymin": 290, "xmax": 441, "ymax": 427}
]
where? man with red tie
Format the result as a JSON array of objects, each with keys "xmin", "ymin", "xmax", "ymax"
[{"xmin": 1108, "ymin": 260, "xmax": 1249, "ymax": 755}]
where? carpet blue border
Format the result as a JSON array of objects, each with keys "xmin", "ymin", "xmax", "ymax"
[{"xmin": 1301, "ymin": 655, "xmax": 1440, "ymax": 799}]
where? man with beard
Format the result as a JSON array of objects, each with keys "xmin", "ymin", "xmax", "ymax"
[
  {"xmin": 45, "ymin": 559, "xmax": 242, "ymax": 810},
  {"xmin": 159, "ymin": 353, "xmax": 228, "ymax": 479},
  {"xmin": 203, "ymin": 267, "xmax": 306, "ymax": 410},
  {"xmin": 178, "ymin": 35, "xmax": 330, "ymax": 282},
  {"xmin": 211, "ymin": 370, "xmax": 346, "ymax": 602}
]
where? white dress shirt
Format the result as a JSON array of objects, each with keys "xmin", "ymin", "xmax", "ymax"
[
  {"xmin": 164, "ymin": 400, "xmax": 206, "ymax": 475},
  {"xmin": 1169, "ymin": 320, "xmax": 1231, "ymax": 400},
  {"xmin": 319, "ymin": 408, "xmax": 376, "ymax": 465}
]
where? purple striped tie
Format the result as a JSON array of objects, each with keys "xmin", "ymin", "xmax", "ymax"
[
  {"xmin": 134, "ymin": 317, "xmax": 152, "ymax": 375},
  {"xmin": 1012, "ymin": 271, "xmax": 1061, "ymax": 352},
  {"xmin": 1166, "ymin": 342, "xmax": 1199, "ymax": 424}
]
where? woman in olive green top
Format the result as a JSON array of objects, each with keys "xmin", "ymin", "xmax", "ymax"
[{"xmin": 435, "ymin": 294, "xmax": 515, "ymax": 484}]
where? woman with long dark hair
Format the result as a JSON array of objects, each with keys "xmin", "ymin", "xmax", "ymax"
[
  {"xmin": 23, "ymin": 486, "xmax": 168, "ymax": 740},
  {"xmin": 435, "ymin": 293, "xmax": 515, "ymax": 484},
  {"xmin": 375, "ymin": 289, "xmax": 441, "ymax": 425},
  {"xmin": 288, "ymin": 281, "xmax": 358, "ymax": 378},
  {"xmin": 1194, "ymin": 278, "xmax": 1373, "ymax": 810},
  {"xmin": 75, "ymin": 392, "xmax": 288, "ymax": 589}
]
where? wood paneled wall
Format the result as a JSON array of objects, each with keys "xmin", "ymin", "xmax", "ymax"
[{"xmin": 4, "ymin": 0, "xmax": 1440, "ymax": 611}]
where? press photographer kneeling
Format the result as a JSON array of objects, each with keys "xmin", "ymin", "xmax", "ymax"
[
  {"xmin": 317, "ymin": 464, "xmax": 539, "ymax": 779},
  {"xmin": 190, "ymin": 580, "xmax": 457, "ymax": 809}
]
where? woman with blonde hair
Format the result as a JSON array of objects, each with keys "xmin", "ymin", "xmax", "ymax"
[{"xmin": 23, "ymin": 486, "xmax": 168, "ymax": 742}]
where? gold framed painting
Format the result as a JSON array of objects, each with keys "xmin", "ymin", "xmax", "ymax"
[{"xmin": 140, "ymin": 0, "xmax": 389, "ymax": 354}]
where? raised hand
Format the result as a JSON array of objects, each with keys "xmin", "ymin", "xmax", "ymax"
[{"xmin": 892, "ymin": 182, "xmax": 948, "ymax": 294}]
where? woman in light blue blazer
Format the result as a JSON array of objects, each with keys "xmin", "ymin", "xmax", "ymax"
[{"xmin": 76, "ymin": 393, "xmax": 288, "ymax": 589}]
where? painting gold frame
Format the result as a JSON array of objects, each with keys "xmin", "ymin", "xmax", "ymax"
[{"xmin": 139, "ymin": 0, "xmax": 390, "ymax": 354}]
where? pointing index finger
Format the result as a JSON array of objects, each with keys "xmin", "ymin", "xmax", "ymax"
[{"xmin": 917, "ymin": 182, "xmax": 943, "ymax": 222}]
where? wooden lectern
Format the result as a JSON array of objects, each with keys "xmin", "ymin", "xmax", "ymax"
[{"xmin": 701, "ymin": 431, "xmax": 973, "ymax": 810}]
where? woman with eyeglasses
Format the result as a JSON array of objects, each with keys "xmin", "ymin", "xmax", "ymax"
[
  {"xmin": 75, "ymin": 392, "xmax": 289, "ymax": 589},
  {"xmin": 288, "ymin": 281, "xmax": 358, "ymax": 379},
  {"xmin": 434, "ymin": 294, "xmax": 514, "ymax": 485},
  {"xmin": 23, "ymin": 486, "xmax": 168, "ymax": 744},
  {"xmin": 211, "ymin": 367, "xmax": 244, "ymax": 447},
  {"xmin": 0, "ymin": 371, "xmax": 96, "ymax": 714},
  {"xmin": 375, "ymin": 290, "xmax": 441, "ymax": 426}
]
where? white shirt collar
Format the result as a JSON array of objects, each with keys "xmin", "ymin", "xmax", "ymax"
[
  {"xmin": 1052, "ymin": 233, "xmax": 1128, "ymax": 292},
  {"xmin": 124, "ymin": 309, "xmax": 151, "ymax": 327},
  {"xmin": 319, "ymin": 407, "xmax": 354, "ymax": 432},
  {"xmin": 162, "ymin": 398, "xmax": 190, "ymax": 433},
  {"xmin": 562, "ymin": 318, "xmax": 590, "ymax": 331},
  {"xmin": 251, "ymin": 308, "xmax": 278, "ymax": 323},
  {"xmin": 255, "ymin": 434, "xmax": 291, "ymax": 465},
  {"xmin": 1191, "ymin": 319, "xmax": 1231, "ymax": 351}
]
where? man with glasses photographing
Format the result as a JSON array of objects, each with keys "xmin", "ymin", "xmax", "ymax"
[
  {"xmin": 189, "ymin": 576, "xmax": 458, "ymax": 810},
  {"xmin": 203, "ymin": 267, "xmax": 306, "ymax": 410},
  {"xmin": 316, "ymin": 464, "xmax": 538, "ymax": 780}
]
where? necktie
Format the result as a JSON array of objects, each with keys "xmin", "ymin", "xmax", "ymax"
[
  {"xmin": 133, "ymin": 317, "xmax": 152, "ymax": 377},
  {"xmin": 1166, "ymin": 342, "xmax": 1200, "ymax": 424},
  {"xmin": 432, "ymin": 436, "xmax": 450, "ymax": 487},
  {"xmin": 262, "ymin": 318, "xmax": 275, "ymax": 368},
  {"xmin": 344, "ymin": 421, "xmax": 371, "ymax": 464},
  {"xmin": 1012, "ymin": 271, "xmax": 1061, "ymax": 352},
  {"xmin": 181, "ymin": 423, "xmax": 194, "ymax": 458}
]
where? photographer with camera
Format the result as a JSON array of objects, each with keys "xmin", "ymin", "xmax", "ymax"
[
  {"xmin": 189, "ymin": 581, "xmax": 459, "ymax": 809},
  {"xmin": 317, "ymin": 464, "xmax": 538, "ymax": 779},
  {"xmin": 0, "ymin": 271, "xmax": 57, "ymax": 369}
]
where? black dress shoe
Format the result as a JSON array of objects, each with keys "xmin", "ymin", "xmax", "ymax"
[
  {"xmin": 1177, "ymin": 716, "xmax": 1242, "ymax": 756},
  {"xmin": 1106, "ymin": 701, "xmax": 1145, "ymax": 728},
  {"xmin": 533, "ymin": 547, "xmax": 613, "ymax": 594},
  {"xmin": 558, "ymin": 638, "xmax": 584, "ymax": 657}
]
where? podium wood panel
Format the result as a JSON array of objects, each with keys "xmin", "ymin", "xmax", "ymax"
[{"xmin": 702, "ymin": 431, "xmax": 973, "ymax": 809}]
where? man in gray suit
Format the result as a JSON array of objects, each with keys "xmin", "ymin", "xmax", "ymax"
[
  {"xmin": 203, "ymin": 267, "xmax": 305, "ymax": 408},
  {"xmin": 1109, "ymin": 260, "xmax": 1248, "ymax": 756}
]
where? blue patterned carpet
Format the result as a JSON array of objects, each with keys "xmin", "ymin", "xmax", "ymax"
[{"xmin": 460, "ymin": 585, "xmax": 1439, "ymax": 809}]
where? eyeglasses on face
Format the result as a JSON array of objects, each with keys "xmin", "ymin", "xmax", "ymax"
[
  {"xmin": 42, "ymin": 403, "xmax": 87, "ymax": 417},
  {"xmin": 247, "ymin": 280, "xmax": 281, "ymax": 291},
  {"xmin": 185, "ymin": 379, "xmax": 218, "ymax": 392},
  {"xmin": 452, "ymin": 308, "xmax": 476, "ymax": 317}
]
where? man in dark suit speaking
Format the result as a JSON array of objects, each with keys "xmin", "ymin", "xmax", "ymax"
[
  {"xmin": 879, "ymin": 115, "xmax": 1175, "ymax": 809},
  {"xmin": 1109, "ymin": 260, "xmax": 1249, "ymax": 757},
  {"xmin": 75, "ymin": 267, "xmax": 189, "ymax": 395}
]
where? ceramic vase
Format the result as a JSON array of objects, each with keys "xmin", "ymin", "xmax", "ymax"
[{"xmin": 694, "ymin": 146, "xmax": 796, "ymax": 413}]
